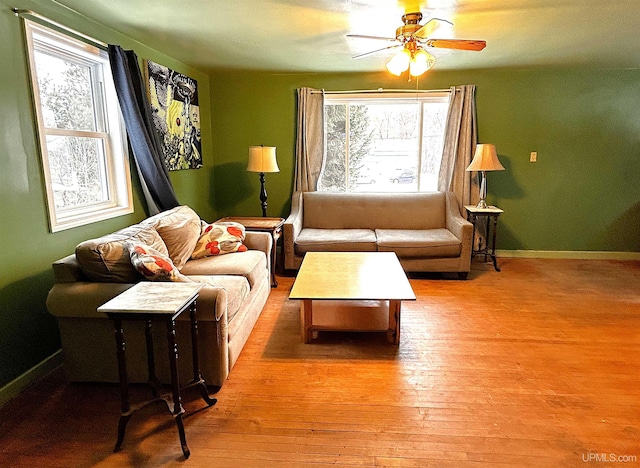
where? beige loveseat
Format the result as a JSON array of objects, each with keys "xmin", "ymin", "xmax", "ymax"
[
  {"xmin": 284, "ymin": 191, "xmax": 473, "ymax": 278},
  {"xmin": 46, "ymin": 206, "xmax": 271, "ymax": 388}
]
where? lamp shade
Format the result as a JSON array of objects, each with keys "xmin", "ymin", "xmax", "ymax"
[
  {"xmin": 247, "ymin": 146, "xmax": 279, "ymax": 173},
  {"xmin": 409, "ymin": 49, "xmax": 435, "ymax": 77},
  {"xmin": 385, "ymin": 49, "xmax": 411, "ymax": 76},
  {"xmin": 466, "ymin": 144, "xmax": 505, "ymax": 172}
]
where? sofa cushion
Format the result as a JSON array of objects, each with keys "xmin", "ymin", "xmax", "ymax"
[
  {"xmin": 141, "ymin": 205, "xmax": 201, "ymax": 269},
  {"xmin": 180, "ymin": 250, "xmax": 267, "ymax": 289},
  {"xmin": 375, "ymin": 229, "xmax": 462, "ymax": 258},
  {"xmin": 191, "ymin": 222, "xmax": 248, "ymax": 259},
  {"xmin": 295, "ymin": 228, "xmax": 377, "ymax": 254},
  {"xmin": 128, "ymin": 243, "xmax": 192, "ymax": 282},
  {"xmin": 75, "ymin": 224, "xmax": 168, "ymax": 283},
  {"xmin": 302, "ymin": 192, "xmax": 447, "ymax": 230},
  {"xmin": 188, "ymin": 275, "xmax": 250, "ymax": 323}
]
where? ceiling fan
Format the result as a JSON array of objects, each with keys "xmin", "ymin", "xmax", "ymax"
[{"xmin": 347, "ymin": 12, "xmax": 486, "ymax": 76}]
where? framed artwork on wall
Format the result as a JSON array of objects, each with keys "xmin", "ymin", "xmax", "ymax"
[{"xmin": 145, "ymin": 59, "xmax": 202, "ymax": 170}]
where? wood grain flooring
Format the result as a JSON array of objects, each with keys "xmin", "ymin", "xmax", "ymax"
[{"xmin": 1, "ymin": 258, "xmax": 639, "ymax": 467}]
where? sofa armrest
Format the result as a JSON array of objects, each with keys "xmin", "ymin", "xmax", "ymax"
[
  {"xmin": 52, "ymin": 254, "xmax": 89, "ymax": 283},
  {"xmin": 47, "ymin": 282, "xmax": 135, "ymax": 319},
  {"xmin": 244, "ymin": 231, "xmax": 273, "ymax": 274},
  {"xmin": 444, "ymin": 192, "xmax": 473, "ymax": 254},
  {"xmin": 244, "ymin": 231, "xmax": 272, "ymax": 256},
  {"xmin": 284, "ymin": 191, "xmax": 304, "ymax": 269},
  {"xmin": 47, "ymin": 280, "xmax": 229, "ymax": 322},
  {"xmin": 188, "ymin": 280, "xmax": 228, "ymax": 322}
]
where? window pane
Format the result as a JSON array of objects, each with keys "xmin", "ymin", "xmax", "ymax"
[
  {"xmin": 25, "ymin": 19, "xmax": 133, "ymax": 231},
  {"xmin": 321, "ymin": 95, "xmax": 449, "ymax": 194},
  {"xmin": 34, "ymin": 50, "xmax": 97, "ymax": 131},
  {"xmin": 420, "ymin": 101, "xmax": 449, "ymax": 191},
  {"xmin": 47, "ymin": 135, "xmax": 108, "ymax": 209},
  {"xmin": 321, "ymin": 104, "xmax": 348, "ymax": 191},
  {"xmin": 365, "ymin": 103, "xmax": 419, "ymax": 192},
  {"xmin": 347, "ymin": 104, "xmax": 375, "ymax": 192}
]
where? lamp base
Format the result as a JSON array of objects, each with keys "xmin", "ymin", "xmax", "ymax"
[
  {"xmin": 475, "ymin": 199, "xmax": 489, "ymax": 209},
  {"xmin": 475, "ymin": 170, "xmax": 488, "ymax": 209},
  {"xmin": 259, "ymin": 172, "xmax": 268, "ymax": 217}
]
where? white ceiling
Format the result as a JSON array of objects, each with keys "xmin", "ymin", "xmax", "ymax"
[{"xmin": 55, "ymin": 0, "xmax": 640, "ymax": 72}]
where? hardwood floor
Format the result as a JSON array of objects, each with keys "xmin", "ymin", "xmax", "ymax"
[{"xmin": 1, "ymin": 258, "xmax": 639, "ymax": 467}]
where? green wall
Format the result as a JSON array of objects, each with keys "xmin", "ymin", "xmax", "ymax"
[
  {"xmin": 0, "ymin": 0, "xmax": 214, "ymax": 389},
  {"xmin": 209, "ymin": 68, "xmax": 640, "ymax": 251},
  {"xmin": 1, "ymin": 0, "xmax": 639, "ymax": 394}
]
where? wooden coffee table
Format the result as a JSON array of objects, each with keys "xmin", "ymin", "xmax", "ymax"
[{"xmin": 289, "ymin": 252, "xmax": 416, "ymax": 344}]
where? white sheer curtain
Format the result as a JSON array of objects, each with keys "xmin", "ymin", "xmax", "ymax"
[
  {"xmin": 437, "ymin": 84, "xmax": 479, "ymax": 212},
  {"xmin": 294, "ymin": 87, "xmax": 325, "ymax": 192}
]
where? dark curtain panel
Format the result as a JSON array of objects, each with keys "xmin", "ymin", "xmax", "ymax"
[{"xmin": 107, "ymin": 44, "xmax": 179, "ymax": 214}]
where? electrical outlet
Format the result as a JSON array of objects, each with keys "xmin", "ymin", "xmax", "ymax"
[{"xmin": 530, "ymin": 151, "xmax": 537, "ymax": 162}]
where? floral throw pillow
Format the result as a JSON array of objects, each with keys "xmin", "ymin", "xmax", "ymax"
[
  {"xmin": 191, "ymin": 222, "xmax": 248, "ymax": 259},
  {"xmin": 128, "ymin": 243, "xmax": 192, "ymax": 282}
]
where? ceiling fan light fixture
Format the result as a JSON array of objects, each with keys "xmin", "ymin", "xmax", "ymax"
[
  {"xmin": 349, "ymin": 12, "xmax": 485, "ymax": 78},
  {"xmin": 409, "ymin": 49, "xmax": 435, "ymax": 76},
  {"xmin": 385, "ymin": 48, "xmax": 411, "ymax": 76}
]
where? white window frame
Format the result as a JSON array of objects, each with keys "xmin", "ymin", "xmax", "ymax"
[
  {"xmin": 320, "ymin": 92, "xmax": 450, "ymax": 193},
  {"xmin": 24, "ymin": 19, "xmax": 132, "ymax": 232}
]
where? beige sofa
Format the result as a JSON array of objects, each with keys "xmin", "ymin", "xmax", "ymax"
[
  {"xmin": 46, "ymin": 206, "xmax": 271, "ymax": 389},
  {"xmin": 284, "ymin": 191, "xmax": 473, "ymax": 278}
]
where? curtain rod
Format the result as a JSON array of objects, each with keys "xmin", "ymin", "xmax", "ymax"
[
  {"xmin": 312, "ymin": 88, "xmax": 450, "ymax": 95},
  {"xmin": 12, "ymin": 8, "xmax": 108, "ymax": 51}
]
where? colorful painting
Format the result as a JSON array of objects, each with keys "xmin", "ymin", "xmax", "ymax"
[{"xmin": 145, "ymin": 60, "xmax": 202, "ymax": 170}]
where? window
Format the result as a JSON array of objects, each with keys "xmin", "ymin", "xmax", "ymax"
[
  {"xmin": 318, "ymin": 92, "xmax": 450, "ymax": 193},
  {"xmin": 24, "ymin": 19, "xmax": 132, "ymax": 232}
]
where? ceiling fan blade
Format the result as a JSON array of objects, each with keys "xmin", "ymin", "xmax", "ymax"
[
  {"xmin": 347, "ymin": 34, "xmax": 398, "ymax": 42},
  {"xmin": 352, "ymin": 44, "xmax": 401, "ymax": 59},
  {"xmin": 414, "ymin": 18, "xmax": 453, "ymax": 39},
  {"xmin": 424, "ymin": 39, "xmax": 486, "ymax": 51}
]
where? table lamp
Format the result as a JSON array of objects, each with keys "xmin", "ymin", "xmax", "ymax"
[
  {"xmin": 247, "ymin": 145, "xmax": 279, "ymax": 217},
  {"xmin": 466, "ymin": 144, "xmax": 505, "ymax": 209}
]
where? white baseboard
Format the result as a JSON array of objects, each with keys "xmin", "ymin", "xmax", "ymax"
[
  {"xmin": 0, "ymin": 350, "xmax": 63, "ymax": 408},
  {"xmin": 497, "ymin": 250, "xmax": 640, "ymax": 260}
]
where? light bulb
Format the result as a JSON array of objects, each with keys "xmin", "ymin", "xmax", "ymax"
[
  {"xmin": 409, "ymin": 49, "xmax": 436, "ymax": 77},
  {"xmin": 386, "ymin": 49, "xmax": 411, "ymax": 76}
]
